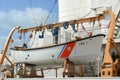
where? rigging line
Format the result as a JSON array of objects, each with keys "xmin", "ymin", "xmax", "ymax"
[
  {"xmin": 59, "ymin": 9, "xmax": 92, "ymax": 19},
  {"xmin": 51, "ymin": 8, "xmax": 58, "ymax": 23},
  {"xmin": 26, "ymin": 35, "xmax": 31, "ymax": 47},
  {"xmin": 113, "ymin": 0, "xmax": 120, "ymax": 12},
  {"xmin": 29, "ymin": 0, "xmax": 38, "ymax": 26},
  {"xmin": 44, "ymin": 69, "xmax": 52, "ymax": 74},
  {"xmin": 38, "ymin": 18, "xmax": 43, "ymax": 36},
  {"xmin": 29, "ymin": 0, "xmax": 38, "ymax": 47},
  {"xmin": 79, "ymin": 10, "xmax": 92, "ymax": 19},
  {"xmin": 30, "ymin": 31, "xmax": 36, "ymax": 47},
  {"xmin": 59, "ymin": 6, "xmax": 90, "ymax": 13},
  {"xmin": 44, "ymin": 0, "xmax": 57, "ymax": 25},
  {"xmin": 23, "ymin": 33, "xmax": 25, "ymax": 43}
]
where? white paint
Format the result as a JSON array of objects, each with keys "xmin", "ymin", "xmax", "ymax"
[{"xmin": 11, "ymin": 35, "xmax": 104, "ymax": 67}]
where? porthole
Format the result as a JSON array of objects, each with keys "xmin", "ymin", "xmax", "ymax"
[
  {"xmin": 52, "ymin": 55, "xmax": 54, "ymax": 58},
  {"xmin": 27, "ymin": 54, "xmax": 29, "ymax": 57}
]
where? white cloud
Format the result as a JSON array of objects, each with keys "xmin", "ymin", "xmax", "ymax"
[
  {"xmin": 0, "ymin": 36, "xmax": 7, "ymax": 50},
  {"xmin": 0, "ymin": 7, "xmax": 49, "ymax": 51},
  {"xmin": 0, "ymin": 7, "xmax": 49, "ymax": 30}
]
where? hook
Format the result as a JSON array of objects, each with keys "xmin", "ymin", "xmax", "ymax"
[
  {"xmin": 81, "ymin": 23, "xmax": 85, "ymax": 30},
  {"xmin": 18, "ymin": 33, "xmax": 22, "ymax": 39},
  {"xmin": 98, "ymin": 20, "xmax": 101, "ymax": 27}
]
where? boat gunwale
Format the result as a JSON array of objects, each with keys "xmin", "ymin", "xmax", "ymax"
[{"xmin": 11, "ymin": 34, "xmax": 105, "ymax": 51}]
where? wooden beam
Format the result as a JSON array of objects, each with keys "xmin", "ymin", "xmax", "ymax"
[
  {"xmin": 63, "ymin": 59, "xmax": 67, "ymax": 77},
  {"xmin": 101, "ymin": 10, "xmax": 117, "ymax": 77},
  {"xmin": 5, "ymin": 56, "xmax": 14, "ymax": 67},
  {"xmin": 113, "ymin": 40, "xmax": 120, "ymax": 57},
  {"xmin": 0, "ymin": 26, "xmax": 20, "ymax": 65},
  {"xmin": 18, "ymin": 15, "xmax": 104, "ymax": 33},
  {"xmin": 41, "ymin": 68, "xmax": 44, "ymax": 77},
  {"xmin": 80, "ymin": 64, "xmax": 84, "ymax": 77},
  {"xmin": 55, "ymin": 68, "xmax": 58, "ymax": 78},
  {"xmin": 23, "ymin": 64, "xmax": 27, "ymax": 75}
]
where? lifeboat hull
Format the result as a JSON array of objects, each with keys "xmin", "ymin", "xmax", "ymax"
[{"xmin": 10, "ymin": 34, "xmax": 104, "ymax": 67}]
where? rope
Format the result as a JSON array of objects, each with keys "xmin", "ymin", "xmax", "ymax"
[
  {"xmin": 92, "ymin": 20, "xmax": 95, "ymax": 28},
  {"xmin": 81, "ymin": 23, "xmax": 85, "ymax": 30},
  {"xmin": 71, "ymin": 21, "xmax": 78, "ymax": 33},
  {"xmin": 59, "ymin": 9, "xmax": 92, "ymax": 19},
  {"xmin": 28, "ymin": 0, "xmax": 38, "ymax": 47},
  {"xmin": 44, "ymin": 0, "xmax": 57, "ymax": 24},
  {"xmin": 79, "ymin": 10, "xmax": 92, "ymax": 19},
  {"xmin": 39, "ymin": 30, "xmax": 45, "ymax": 38},
  {"xmin": 113, "ymin": 0, "xmax": 120, "ymax": 12},
  {"xmin": 52, "ymin": 27, "xmax": 59, "ymax": 36},
  {"xmin": 23, "ymin": 33, "xmax": 25, "ymax": 43},
  {"xmin": 62, "ymin": 22, "xmax": 68, "ymax": 29},
  {"xmin": 30, "ymin": 31, "xmax": 37, "ymax": 47},
  {"xmin": 29, "ymin": 0, "xmax": 38, "ymax": 26},
  {"xmin": 38, "ymin": 18, "xmax": 43, "ymax": 37}
]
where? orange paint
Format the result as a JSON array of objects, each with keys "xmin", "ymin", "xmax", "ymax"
[{"xmin": 60, "ymin": 42, "xmax": 75, "ymax": 58}]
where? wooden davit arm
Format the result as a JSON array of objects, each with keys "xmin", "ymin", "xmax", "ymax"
[
  {"xmin": 18, "ymin": 15, "xmax": 104, "ymax": 33},
  {"xmin": 0, "ymin": 26, "xmax": 21, "ymax": 66}
]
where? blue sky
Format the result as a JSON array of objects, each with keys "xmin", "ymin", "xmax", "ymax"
[
  {"xmin": 0, "ymin": 0, "xmax": 58, "ymax": 12},
  {"xmin": 0, "ymin": 0, "xmax": 58, "ymax": 51}
]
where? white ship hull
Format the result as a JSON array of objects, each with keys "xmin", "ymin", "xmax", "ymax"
[{"xmin": 10, "ymin": 34, "xmax": 104, "ymax": 67}]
